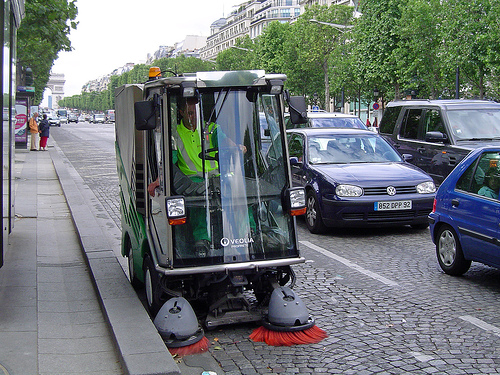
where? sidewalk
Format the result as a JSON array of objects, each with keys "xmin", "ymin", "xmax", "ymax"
[{"xmin": 0, "ymin": 145, "xmax": 181, "ymax": 375}]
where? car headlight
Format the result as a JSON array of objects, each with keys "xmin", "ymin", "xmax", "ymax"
[
  {"xmin": 336, "ymin": 184, "xmax": 363, "ymax": 197},
  {"xmin": 416, "ymin": 181, "xmax": 436, "ymax": 194}
]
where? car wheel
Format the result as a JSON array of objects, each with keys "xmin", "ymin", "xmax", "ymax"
[
  {"xmin": 143, "ymin": 254, "xmax": 162, "ymax": 316},
  {"xmin": 305, "ymin": 190, "xmax": 327, "ymax": 234},
  {"xmin": 436, "ymin": 225, "xmax": 471, "ymax": 276},
  {"xmin": 126, "ymin": 239, "xmax": 143, "ymax": 289}
]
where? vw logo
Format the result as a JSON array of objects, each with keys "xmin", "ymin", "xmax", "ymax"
[{"xmin": 387, "ymin": 186, "xmax": 397, "ymax": 196}]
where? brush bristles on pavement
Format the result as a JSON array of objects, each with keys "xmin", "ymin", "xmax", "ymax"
[
  {"xmin": 249, "ymin": 325, "xmax": 327, "ymax": 346},
  {"xmin": 168, "ymin": 336, "xmax": 210, "ymax": 357}
]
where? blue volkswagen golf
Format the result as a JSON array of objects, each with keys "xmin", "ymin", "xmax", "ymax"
[
  {"xmin": 429, "ymin": 146, "xmax": 500, "ymax": 275},
  {"xmin": 286, "ymin": 128, "xmax": 436, "ymax": 233}
]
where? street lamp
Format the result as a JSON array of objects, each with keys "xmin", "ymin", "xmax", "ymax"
[
  {"xmin": 309, "ymin": 19, "xmax": 354, "ymax": 33},
  {"xmin": 230, "ymin": 46, "xmax": 253, "ymax": 52}
]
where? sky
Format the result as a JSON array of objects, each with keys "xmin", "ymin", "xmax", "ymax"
[{"xmin": 47, "ymin": 0, "xmax": 237, "ymax": 101}]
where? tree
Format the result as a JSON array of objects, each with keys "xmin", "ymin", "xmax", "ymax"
[
  {"xmin": 216, "ymin": 36, "xmax": 256, "ymax": 71},
  {"xmin": 394, "ymin": 0, "xmax": 444, "ymax": 99},
  {"xmin": 254, "ymin": 21, "xmax": 289, "ymax": 74},
  {"xmin": 17, "ymin": 0, "xmax": 78, "ymax": 104},
  {"xmin": 290, "ymin": 4, "xmax": 354, "ymax": 110},
  {"xmin": 440, "ymin": 0, "xmax": 500, "ymax": 99},
  {"xmin": 352, "ymin": 0, "xmax": 404, "ymax": 100}
]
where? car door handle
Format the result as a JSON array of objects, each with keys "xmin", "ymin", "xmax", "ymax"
[
  {"xmin": 417, "ymin": 147, "xmax": 426, "ymax": 154},
  {"xmin": 451, "ymin": 198, "xmax": 459, "ymax": 207}
]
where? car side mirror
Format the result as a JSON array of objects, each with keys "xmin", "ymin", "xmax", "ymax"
[
  {"xmin": 425, "ymin": 131, "xmax": 448, "ymax": 143},
  {"xmin": 402, "ymin": 154, "xmax": 413, "ymax": 162},
  {"xmin": 290, "ymin": 157, "xmax": 301, "ymax": 165}
]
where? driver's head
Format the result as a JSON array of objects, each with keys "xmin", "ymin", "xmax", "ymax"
[
  {"xmin": 179, "ymin": 97, "xmax": 198, "ymax": 131},
  {"xmin": 485, "ymin": 167, "xmax": 500, "ymax": 189}
]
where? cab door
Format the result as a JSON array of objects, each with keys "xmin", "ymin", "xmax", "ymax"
[{"xmin": 146, "ymin": 97, "xmax": 173, "ymax": 267}]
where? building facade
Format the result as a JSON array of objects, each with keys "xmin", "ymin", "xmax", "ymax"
[
  {"xmin": 1, "ymin": 0, "xmax": 25, "ymax": 267},
  {"xmin": 200, "ymin": 0, "xmax": 301, "ymax": 62}
]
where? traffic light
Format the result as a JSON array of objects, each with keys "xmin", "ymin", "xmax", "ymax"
[{"xmin": 25, "ymin": 67, "xmax": 33, "ymax": 86}]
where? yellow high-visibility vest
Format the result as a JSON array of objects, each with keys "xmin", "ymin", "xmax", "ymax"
[{"xmin": 175, "ymin": 121, "xmax": 218, "ymax": 177}]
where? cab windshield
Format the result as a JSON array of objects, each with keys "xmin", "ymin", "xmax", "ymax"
[{"xmin": 168, "ymin": 89, "xmax": 297, "ymax": 267}]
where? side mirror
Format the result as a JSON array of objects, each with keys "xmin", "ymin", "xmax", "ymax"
[
  {"xmin": 402, "ymin": 154, "xmax": 413, "ymax": 162},
  {"xmin": 425, "ymin": 131, "xmax": 448, "ymax": 143},
  {"xmin": 134, "ymin": 100, "xmax": 156, "ymax": 130},
  {"xmin": 290, "ymin": 156, "xmax": 301, "ymax": 165},
  {"xmin": 287, "ymin": 95, "xmax": 308, "ymax": 125}
]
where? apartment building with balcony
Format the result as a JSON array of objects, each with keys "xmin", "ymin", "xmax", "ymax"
[{"xmin": 200, "ymin": 0, "xmax": 301, "ymax": 61}]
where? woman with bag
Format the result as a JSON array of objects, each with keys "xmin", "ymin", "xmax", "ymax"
[{"xmin": 38, "ymin": 114, "xmax": 50, "ymax": 151}]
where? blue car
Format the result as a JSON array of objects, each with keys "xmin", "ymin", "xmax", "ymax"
[
  {"xmin": 429, "ymin": 146, "xmax": 500, "ymax": 275},
  {"xmin": 287, "ymin": 128, "xmax": 436, "ymax": 233}
]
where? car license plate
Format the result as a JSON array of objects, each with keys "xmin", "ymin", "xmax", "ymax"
[{"xmin": 374, "ymin": 200, "xmax": 412, "ymax": 211}]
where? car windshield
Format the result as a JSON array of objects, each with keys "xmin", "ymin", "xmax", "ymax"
[
  {"xmin": 310, "ymin": 117, "xmax": 367, "ymax": 129},
  {"xmin": 307, "ymin": 134, "xmax": 402, "ymax": 164},
  {"xmin": 446, "ymin": 109, "xmax": 500, "ymax": 141}
]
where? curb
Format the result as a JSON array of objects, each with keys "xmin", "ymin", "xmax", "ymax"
[{"xmin": 49, "ymin": 142, "xmax": 181, "ymax": 375}]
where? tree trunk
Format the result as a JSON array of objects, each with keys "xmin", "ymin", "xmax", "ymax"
[{"xmin": 323, "ymin": 60, "xmax": 330, "ymax": 112}]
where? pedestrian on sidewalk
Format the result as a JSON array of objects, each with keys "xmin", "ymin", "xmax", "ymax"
[
  {"xmin": 28, "ymin": 112, "xmax": 39, "ymax": 151},
  {"xmin": 38, "ymin": 114, "xmax": 50, "ymax": 150}
]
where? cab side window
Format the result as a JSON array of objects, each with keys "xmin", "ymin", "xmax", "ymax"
[{"xmin": 400, "ymin": 109, "xmax": 422, "ymax": 139}]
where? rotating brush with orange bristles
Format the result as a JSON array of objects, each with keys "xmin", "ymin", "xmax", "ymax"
[
  {"xmin": 250, "ymin": 286, "xmax": 327, "ymax": 346},
  {"xmin": 154, "ymin": 297, "xmax": 210, "ymax": 356}
]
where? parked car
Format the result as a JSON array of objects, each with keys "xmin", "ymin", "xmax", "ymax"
[
  {"xmin": 68, "ymin": 113, "xmax": 78, "ymax": 123},
  {"xmin": 286, "ymin": 128, "xmax": 436, "ymax": 233},
  {"xmin": 379, "ymin": 99, "xmax": 500, "ymax": 185},
  {"xmin": 285, "ymin": 111, "xmax": 368, "ymax": 130},
  {"xmin": 429, "ymin": 146, "xmax": 500, "ymax": 275},
  {"xmin": 92, "ymin": 114, "xmax": 105, "ymax": 124},
  {"xmin": 48, "ymin": 115, "xmax": 61, "ymax": 127}
]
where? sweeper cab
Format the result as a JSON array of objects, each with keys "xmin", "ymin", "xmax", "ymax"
[{"xmin": 115, "ymin": 69, "xmax": 325, "ymax": 350}]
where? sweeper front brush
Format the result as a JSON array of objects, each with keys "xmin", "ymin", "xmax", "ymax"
[
  {"xmin": 249, "ymin": 286, "xmax": 327, "ymax": 346},
  {"xmin": 154, "ymin": 297, "xmax": 210, "ymax": 356}
]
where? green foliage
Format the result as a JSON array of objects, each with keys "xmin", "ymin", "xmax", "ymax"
[
  {"xmin": 17, "ymin": 0, "xmax": 78, "ymax": 104},
  {"xmin": 216, "ymin": 36, "xmax": 256, "ymax": 71},
  {"xmin": 439, "ymin": 0, "xmax": 500, "ymax": 99},
  {"xmin": 58, "ymin": 56, "xmax": 216, "ymax": 111},
  {"xmin": 59, "ymin": 0, "xmax": 500, "ymax": 111}
]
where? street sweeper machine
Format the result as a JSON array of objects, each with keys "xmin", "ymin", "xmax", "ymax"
[{"xmin": 115, "ymin": 69, "xmax": 326, "ymax": 353}]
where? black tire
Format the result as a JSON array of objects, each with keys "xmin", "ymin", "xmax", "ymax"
[
  {"xmin": 143, "ymin": 254, "xmax": 163, "ymax": 316},
  {"xmin": 126, "ymin": 239, "xmax": 143, "ymax": 289},
  {"xmin": 305, "ymin": 190, "xmax": 327, "ymax": 234},
  {"xmin": 436, "ymin": 225, "xmax": 471, "ymax": 276}
]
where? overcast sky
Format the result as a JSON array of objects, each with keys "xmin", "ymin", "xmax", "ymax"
[{"xmin": 48, "ymin": 0, "xmax": 237, "ymax": 101}]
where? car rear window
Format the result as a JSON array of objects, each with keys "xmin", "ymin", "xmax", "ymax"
[{"xmin": 310, "ymin": 117, "xmax": 367, "ymax": 129}]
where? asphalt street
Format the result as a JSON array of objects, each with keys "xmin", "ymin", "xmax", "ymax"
[{"xmin": 51, "ymin": 122, "xmax": 500, "ymax": 375}]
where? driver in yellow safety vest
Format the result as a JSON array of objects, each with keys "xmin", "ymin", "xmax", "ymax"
[{"xmin": 173, "ymin": 97, "xmax": 252, "ymax": 257}]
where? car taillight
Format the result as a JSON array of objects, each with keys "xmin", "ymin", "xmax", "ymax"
[{"xmin": 431, "ymin": 198, "xmax": 436, "ymax": 213}]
